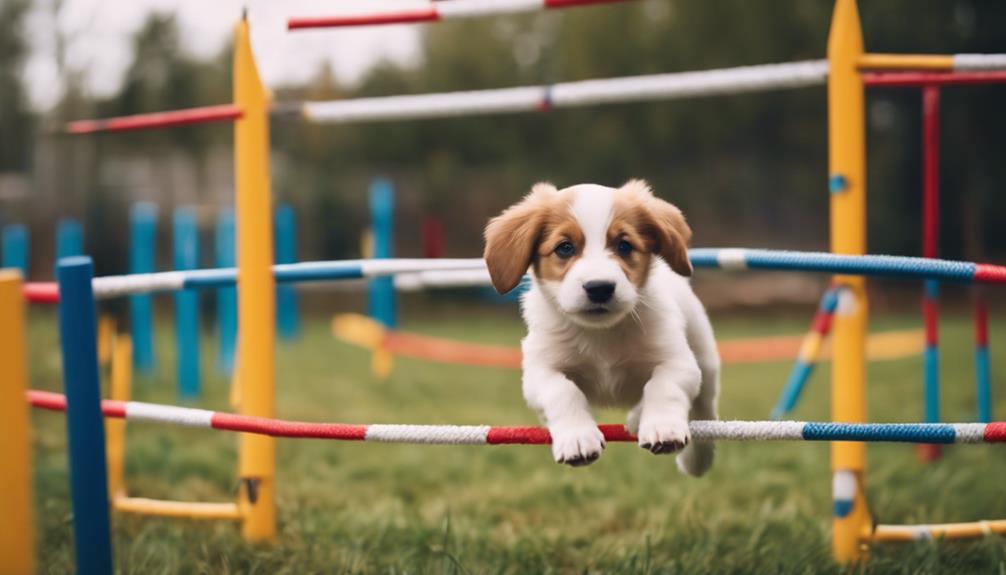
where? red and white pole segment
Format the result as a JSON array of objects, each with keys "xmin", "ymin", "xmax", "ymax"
[
  {"xmin": 26, "ymin": 390, "xmax": 1006, "ymax": 444},
  {"xmin": 288, "ymin": 0, "xmax": 635, "ymax": 30}
]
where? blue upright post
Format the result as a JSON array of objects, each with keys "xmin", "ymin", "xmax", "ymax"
[
  {"xmin": 129, "ymin": 203, "xmax": 158, "ymax": 374},
  {"xmin": 173, "ymin": 207, "xmax": 200, "ymax": 399},
  {"xmin": 56, "ymin": 218, "xmax": 83, "ymax": 259},
  {"xmin": 367, "ymin": 178, "xmax": 397, "ymax": 328},
  {"xmin": 56, "ymin": 256, "xmax": 113, "ymax": 575},
  {"xmin": 275, "ymin": 203, "xmax": 301, "ymax": 339},
  {"xmin": 2, "ymin": 224, "xmax": 29, "ymax": 275},
  {"xmin": 215, "ymin": 209, "xmax": 237, "ymax": 374}
]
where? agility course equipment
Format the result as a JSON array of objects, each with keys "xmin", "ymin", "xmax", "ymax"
[
  {"xmin": 34, "ymin": 0, "xmax": 1006, "ymax": 568},
  {"xmin": 27, "ymin": 389, "xmax": 1006, "ymax": 446},
  {"xmin": 0, "ymin": 271, "xmax": 33, "ymax": 574}
]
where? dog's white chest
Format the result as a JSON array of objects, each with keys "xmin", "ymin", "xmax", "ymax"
[{"xmin": 561, "ymin": 339, "xmax": 656, "ymax": 406}]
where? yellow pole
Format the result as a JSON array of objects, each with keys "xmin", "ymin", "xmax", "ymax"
[
  {"xmin": 0, "ymin": 270, "xmax": 34, "ymax": 575},
  {"xmin": 107, "ymin": 333, "xmax": 132, "ymax": 499},
  {"xmin": 234, "ymin": 16, "xmax": 277, "ymax": 542},
  {"xmin": 827, "ymin": 0, "xmax": 871, "ymax": 563}
]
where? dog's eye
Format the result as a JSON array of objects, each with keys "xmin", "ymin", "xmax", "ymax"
[
  {"xmin": 554, "ymin": 241, "xmax": 576, "ymax": 259},
  {"xmin": 616, "ymin": 240, "xmax": 634, "ymax": 257}
]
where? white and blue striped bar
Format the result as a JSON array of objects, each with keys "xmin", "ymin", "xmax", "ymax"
[{"xmin": 86, "ymin": 249, "xmax": 1006, "ymax": 299}]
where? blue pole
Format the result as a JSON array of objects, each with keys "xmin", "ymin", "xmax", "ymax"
[
  {"xmin": 215, "ymin": 209, "xmax": 237, "ymax": 374},
  {"xmin": 923, "ymin": 280, "xmax": 940, "ymax": 426},
  {"xmin": 2, "ymin": 224, "xmax": 29, "ymax": 275},
  {"xmin": 129, "ymin": 203, "xmax": 158, "ymax": 374},
  {"xmin": 275, "ymin": 203, "xmax": 301, "ymax": 339},
  {"xmin": 56, "ymin": 256, "xmax": 113, "ymax": 575},
  {"xmin": 56, "ymin": 218, "xmax": 83, "ymax": 259},
  {"xmin": 173, "ymin": 207, "xmax": 200, "ymax": 399},
  {"xmin": 367, "ymin": 178, "xmax": 397, "ymax": 328}
]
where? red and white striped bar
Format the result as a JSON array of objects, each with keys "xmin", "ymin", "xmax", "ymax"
[
  {"xmin": 864, "ymin": 70, "xmax": 1006, "ymax": 88},
  {"xmin": 26, "ymin": 390, "xmax": 1006, "ymax": 445},
  {"xmin": 289, "ymin": 0, "xmax": 634, "ymax": 30},
  {"xmin": 303, "ymin": 60, "xmax": 830, "ymax": 123},
  {"xmin": 66, "ymin": 104, "xmax": 242, "ymax": 134}
]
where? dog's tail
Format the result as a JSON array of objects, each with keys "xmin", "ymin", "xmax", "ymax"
[{"xmin": 676, "ymin": 441, "xmax": 714, "ymax": 477}]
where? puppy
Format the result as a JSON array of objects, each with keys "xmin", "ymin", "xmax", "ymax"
[{"xmin": 483, "ymin": 180, "xmax": 719, "ymax": 476}]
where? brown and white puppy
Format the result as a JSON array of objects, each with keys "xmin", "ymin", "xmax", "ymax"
[{"xmin": 483, "ymin": 180, "xmax": 719, "ymax": 475}]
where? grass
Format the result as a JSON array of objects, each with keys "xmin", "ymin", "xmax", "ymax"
[{"xmin": 26, "ymin": 302, "xmax": 1006, "ymax": 574}]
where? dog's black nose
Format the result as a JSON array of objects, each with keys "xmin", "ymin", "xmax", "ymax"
[{"xmin": 583, "ymin": 280, "xmax": 616, "ymax": 303}]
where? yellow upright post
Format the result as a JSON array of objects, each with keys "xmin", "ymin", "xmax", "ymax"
[
  {"xmin": 827, "ymin": 0, "xmax": 871, "ymax": 563},
  {"xmin": 233, "ymin": 16, "xmax": 277, "ymax": 542},
  {"xmin": 0, "ymin": 270, "xmax": 34, "ymax": 574},
  {"xmin": 107, "ymin": 334, "xmax": 132, "ymax": 498}
]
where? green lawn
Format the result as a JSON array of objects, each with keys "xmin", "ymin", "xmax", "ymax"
[{"xmin": 26, "ymin": 304, "xmax": 1006, "ymax": 573}]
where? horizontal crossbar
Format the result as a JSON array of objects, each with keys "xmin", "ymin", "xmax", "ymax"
[
  {"xmin": 24, "ymin": 248, "xmax": 1006, "ymax": 303},
  {"xmin": 27, "ymin": 390, "xmax": 1006, "ymax": 445}
]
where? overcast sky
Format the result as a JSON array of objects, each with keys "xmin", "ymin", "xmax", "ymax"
[{"xmin": 23, "ymin": 0, "xmax": 426, "ymax": 110}]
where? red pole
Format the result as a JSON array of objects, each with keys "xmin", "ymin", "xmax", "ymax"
[
  {"xmin": 66, "ymin": 104, "xmax": 242, "ymax": 134},
  {"xmin": 919, "ymin": 85, "xmax": 942, "ymax": 462},
  {"xmin": 864, "ymin": 70, "xmax": 1006, "ymax": 88}
]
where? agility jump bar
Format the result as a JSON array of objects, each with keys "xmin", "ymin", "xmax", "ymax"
[
  {"xmin": 22, "ymin": 249, "xmax": 1006, "ymax": 303},
  {"xmin": 289, "ymin": 0, "xmax": 633, "ymax": 30},
  {"xmin": 63, "ymin": 60, "xmax": 1006, "ymax": 134},
  {"xmin": 27, "ymin": 390, "xmax": 1006, "ymax": 445},
  {"xmin": 66, "ymin": 104, "xmax": 243, "ymax": 134}
]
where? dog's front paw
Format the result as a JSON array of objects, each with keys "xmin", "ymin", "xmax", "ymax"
[
  {"xmin": 637, "ymin": 416, "xmax": 690, "ymax": 455},
  {"xmin": 550, "ymin": 423, "xmax": 606, "ymax": 467}
]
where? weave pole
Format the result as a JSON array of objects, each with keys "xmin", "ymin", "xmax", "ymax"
[
  {"xmin": 0, "ymin": 271, "xmax": 33, "ymax": 574},
  {"xmin": 975, "ymin": 292, "xmax": 992, "ymax": 422},
  {"xmin": 288, "ymin": 0, "xmax": 635, "ymax": 30},
  {"xmin": 26, "ymin": 390, "xmax": 1006, "ymax": 445},
  {"xmin": 2, "ymin": 224, "xmax": 29, "ymax": 275},
  {"xmin": 56, "ymin": 218, "xmax": 83, "ymax": 260},
  {"xmin": 57, "ymin": 257, "xmax": 113, "ymax": 575},
  {"xmin": 275, "ymin": 204, "xmax": 301, "ymax": 339},
  {"xmin": 215, "ymin": 209, "xmax": 238, "ymax": 373},
  {"xmin": 367, "ymin": 178, "xmax": 397, "ymax": 328},
  {"xmin": 129, "ymin": 203, "xmax": 157, "ymax": 374},
  {"xmin": 919, "ymin": 85, "xmax": 942, "ymax": 462},
  {"xmin": 173, "ymin": 207, "xmax": 201, "ymax": 399}
]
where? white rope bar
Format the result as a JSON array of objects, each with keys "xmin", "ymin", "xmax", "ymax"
[
  {"xmin": 550, "ymin": 60, "xmax": 829, "ymax": 107},
  {"xmin": 393, "ymin": 269, "xmax": 494, "ymax": 291},
  {"xmin": 691, "ymin": 420, "xmax": 805, "ymax": 441},
  {"xmin": 438, "ymin": 0, "xmax": 545, "ymax": 19},
  {"xmin": 303, "ymin": 60, "xmax": 828, "ymax": 124},
  {"xmin": 364, "ymin": 424, "xmax": 492, "ymax": 445},
  {"xmin": 91, "ymin": 272, "xmax": 187, "ymax": 299},
  {"xmin": 125, "ymin": 402, "xmax": 214, "ymax": 428},
  {"xmin": 359, "ymin": 259, "xmax": 487, "ymax": 277},
  {"xmin": 953, "ymin": 54, "xmax": 1006, "ymax": 71}
]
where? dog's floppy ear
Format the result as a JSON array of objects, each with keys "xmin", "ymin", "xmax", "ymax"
[
  {"xmin": 624, "ymin": 179, "xmax": 693, "ymax": 277},
  {"xmin": 483, "ymin": 183, "xmax": 555, "ymax": 293}
]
